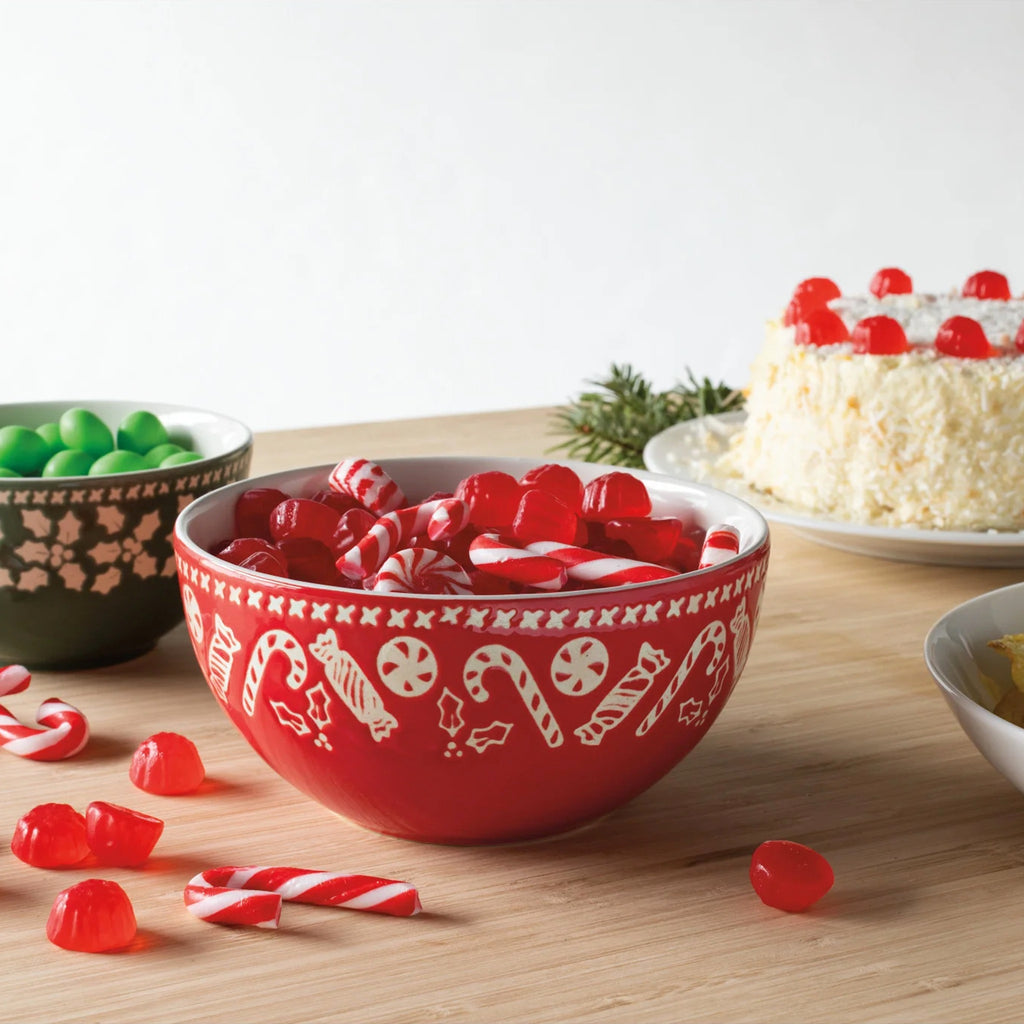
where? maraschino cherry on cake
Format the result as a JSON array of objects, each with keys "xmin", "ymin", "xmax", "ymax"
[{"xmin": 719, "ymin": 268, "xmax": 1024, "ymax": 530}]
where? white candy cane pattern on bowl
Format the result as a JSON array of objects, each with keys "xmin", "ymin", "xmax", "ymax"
[{"xmin": 173, "ymin": 455, "xmax": 770, "ymax": 844}]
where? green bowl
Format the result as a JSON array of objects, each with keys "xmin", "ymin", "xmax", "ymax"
[{"xmin": 0, "ymin": 400, "xmax": 252, "ymax": 669}]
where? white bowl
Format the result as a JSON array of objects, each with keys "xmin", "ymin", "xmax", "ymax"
[{"xmin": 924, "ymin": 582, "xmax": 1024, "ymax": 793}]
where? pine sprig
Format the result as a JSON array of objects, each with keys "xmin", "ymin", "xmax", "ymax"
[{"xmin": 548, "ymin": 364, "xmax": 744, "ymax": 468}]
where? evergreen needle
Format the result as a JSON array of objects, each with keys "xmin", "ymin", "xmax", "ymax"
[{"xmin": 548, "ymin": 363, "xmax": 744, "ymax": 468}]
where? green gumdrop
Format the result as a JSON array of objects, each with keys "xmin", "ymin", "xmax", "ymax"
[
  {"xmin": 43, "ymin": 449, "xmax": 96, "ymax": 477},
  {"xmin": 59, "ymin": 408, "xmax": 114, "ymax": 458},
  {"xmin": 0, "ymin": 466, "xmax": 20, "ymax": 478},
  {"xmin": 160, "ymin": 450, "xmax": 203, "ymax": 467},
  {"xmin": 143, "ymin": 442, "xmax": 185, "ymax": 468},
  {"xmin": 0, "ymin": 425, "xmax": 52, "ymax": 475},
  {"xmin": 117, "ymin": 410, "xmax": 169, "ymax": 455},
  {"xmin": 36, "ymin": 422, "xmax": 67, "ymax": 456},
  {"xmin": 88, "ymin": 450, "xmax": 149, "ymax": 475}
]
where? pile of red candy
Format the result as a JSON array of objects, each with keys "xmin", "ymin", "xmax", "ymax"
[
  {"xmin": 212, "ymin": 459, "xmax": 740, "ymax": 595},
  {"xmin": 783, "ymin": 268, "xmax": 1023, "ymax": 358}
]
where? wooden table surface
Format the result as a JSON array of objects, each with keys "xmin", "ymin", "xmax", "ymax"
[{"xmin": 4, "ymin": 407, "xmax": 1023, "ymax": 1024}]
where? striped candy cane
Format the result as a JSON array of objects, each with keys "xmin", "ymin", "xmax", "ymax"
[
  {"xmin": 525, "ymin": 541, "xmax": 679, "ymax": 588},
  {"xmin": 338, "ymin": 498, "xmax": 469, "ymax": 580},
  {"xmin": 185, "ymin": 865, "xmax": 421, "ymax": 929},
  {"xmin": 328, "ymin": 458, "xmax": 407, "ymax": 515},
  {"xmin": 0, "ymin": 664, "xmax": 31, "ymax": 697},
  {"xmin": 0, "ymin": 697, "xmax": 89, "ymax": 761},
  {"xmin": 698, "ymin": 525, "xmax": 740, "ymax": 569},
  {"xmin": 468, "ymin": 534, "xmax": 566, "ymax": 590}
]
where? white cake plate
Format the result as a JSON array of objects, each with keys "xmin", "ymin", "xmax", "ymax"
[{"xmin": 643, "ymin": 412, "xmax": 1024, "ymax": 567}]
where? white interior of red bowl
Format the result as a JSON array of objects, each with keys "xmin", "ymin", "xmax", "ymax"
[
  {"xmin": 0, "ymin": 400, "xmax": 252, "ymax": 471},
  {"xmin": 175, "ymin": 455, "xmax": 769, "ymax": 594}
]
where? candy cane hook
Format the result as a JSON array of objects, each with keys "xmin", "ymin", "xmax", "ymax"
[{"xmin": 0, "ymin": 697, "xmax": 89, "ymax": 761}]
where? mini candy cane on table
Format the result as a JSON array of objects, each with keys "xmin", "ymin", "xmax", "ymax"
[
  {"xmin": 468, "ymin": 534, "xmax": 567, "ymax": 591},
  {"xmin": 698, "ymin": 525, "xmax": 741, "ymax": 569},
  {"xmin": 0, "ymin": 664, "xmax": 31, "ymax": 697},
  {"xmin": 184, "ymin": 866, "xmax": 422, "ymax": 928},
  {"xmin": 0, "ymin": 697, "xmax": 90, "ymax": 761},
  {"xmin": 525, "ymin": 541, "xmax": 679, "ymax": 588},
  {"xmin": 337, "ymin": 497, "xmax": 469, "ymax": 580},
  {"xmin": 328, "ymin": 457, "xmax": 407, "ymax": 516}
]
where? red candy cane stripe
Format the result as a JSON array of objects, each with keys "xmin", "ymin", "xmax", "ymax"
[
  {"xmin": 468, "ymin": 534, "xmax": 567, "ymax": 590},
  {"xmin": 426, "ymin": 498, "xmax": 469, "ymax": 541},
  {"xmin": 183, "ymin": 881, "xmax": 282, "ymax": 929},
  {"xmin": 0, "ymin": 697, "xmax": 89, "ymax": 761},
  {"xmin": 338, "ymin": 498, "xmax": 468, "ymax": 580},
  {"xmin": 187, "ymin": 866, "xmax": 422, "ymax": 918},
  {"xmin": 328, "ymin": 458, "xmax": 407, "ymax": 516},
  {"xmin": 0, "ymin": 664, "xmax": 31, "ymax": 697},
  {"xmin": 525, "ymin": 541, "xmax": 679, "ymax": 588},
  {"xmin": 698, "ymin": 525, "xmax": 740, "ymax": 569},
  {"xmin": 372, "ymin": 548, "xmax": 474, "ymax": 595}
]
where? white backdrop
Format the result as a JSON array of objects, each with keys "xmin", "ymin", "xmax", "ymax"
[{"xmin": 3, "ymin": 0, "xmax": 1023, "ymax": 434}]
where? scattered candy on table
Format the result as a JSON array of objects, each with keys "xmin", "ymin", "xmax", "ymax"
[
  {"xmin": 0, "ymin": 665, "xmax": 89, "ymax": 761},
  {"xmin": 0, "ymin": 664, "xmax": 31, "ymax": 697},
  {"xmin": 184, "ymin": 865, "xmax": 422, "ymax": 929},
  {"xmin": 0, "ymin": 406, "xmax": 202, "ymax": 477},
  {"xmin": 749, "ymin": 840, "xmax": 835, "ymax": 913},
  {"xmin": 46, "ymin": 879, "xmax": 138, "ymax": 953},
  {"xmin": 208, "ymin": 459, "xmax": 743, "ymax": 596},
  {"xmin": 11, "ymin": 800, "xmax": 165, "ymax": 869},
  {"xmin": 11, "ymin": 803, "xmax": 90, "ymax": 868},
  {"xmin": 183, "ymin": 878, "xmax": 283, "ymax": 929},
  {"xmin": 129, "ymin": 732, "xmax": 206, "ymax": 795},
  {"xmin": 85, "ymin": 801, "xmax": 165, "ymax": 868}
]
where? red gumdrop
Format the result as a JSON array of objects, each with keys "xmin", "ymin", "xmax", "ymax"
[
  {"xmin": 277, "ymin": 537, "xmax": 344, "ymax": 585},
  {"xmin": 782, "ymin": 277, "xmax": 841, "ymax": 324},
  {"xmin": 750, "ymin": 839, "xmax": 834, "ymax": 913},
  {"xmin": 46, "ymin": 878, "xmax": 137, "ymax": 953},
  {"xmin": 794, "ymin": 308, "xmax": 850, "ymax": 347},
  {"xmin": 455, "ymin": 471, "xmax": 522, "ymax": 529},
  {"xmin": 10, "ymin": 803, "xmax": 89, "ymax": 868},
  {"xmin": 307, "ymin": 488, "xmax": 363, "ymax": 516},
  {"xmin": 935, "ymin": 316, "xmax": 992, "ymax": 359},
  {"xmin": 581, "ymin": 472, "xmax": 652, "ymax": 522},
  {"xmin": 234, "ymin": 488, "xmax": 291, "ymax": 541},
  {"xmin": 85, "ymin": 801, "xmax": 164, "ymax": 868},
  {"xmin": 850, "ymin": 315, "xmax": 910, "ymax": 355},
  {"xmin": 129, "ymin": 732, "xmax": 206, "ymax": 796},
  {"xmin": 518, "ymin": 464, "xmax": 584, "ymax": 512},
  {"xmin": 331, "ymin": 507, "xmax": 378, "ymax": 557},
  {"xmin": 604, "ymin": 516, "xmax": 683, "ymax": 563},
  {"xmin": 963, "ymin": 270, "xmax": 1011, "ymax": 300},
  {"xmin": 1015, "ymin": 320, "xmax": 1024, "ymax": 353},
  {"xmin": 868, "ymin": 267, "xmax": 913, "ymax": 297},
  {"xmin": 217, "ymin": 537, "xmax": 280, "ymax": 566},
  {"xmin": 512, "ymin": 489, "xmax": 579, "ymax": 545},
  {"xmin": 667, "ymin": 531, "xmax": 702, "ymax": 573},
  {"xmin": 435, "ymin": 526, "xmax": 478, "ymax": 572},
  {"xmin": 269, "ymin": 498, "xmax": 343, "ymax": 546},
  {"xmin": 239, "ymin": 549, "xmax": 289, "ymax": 577},
  {"xmin": 583, "ymin": 521, "xmax": 636, "ymax": 558}
]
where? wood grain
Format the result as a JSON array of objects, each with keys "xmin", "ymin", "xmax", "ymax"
[{"xmin": 2, "ymin": 406, "xmax": 1021, "ymax": 1024}]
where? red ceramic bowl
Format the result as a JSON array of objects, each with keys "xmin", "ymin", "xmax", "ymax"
[{"xmin": 173, "ymin": 456, "xmax": 770, "ymax": 844}]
